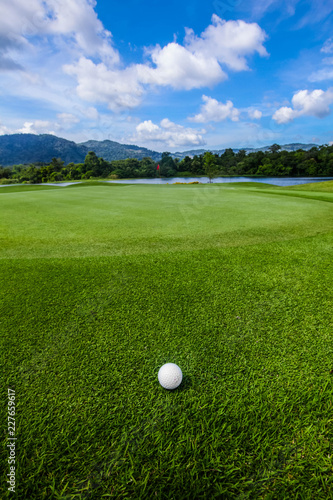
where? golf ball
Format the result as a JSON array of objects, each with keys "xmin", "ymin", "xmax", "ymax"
[{"xmin": 158, "ymin": 363, "xmax": 183, "ymax": 390}]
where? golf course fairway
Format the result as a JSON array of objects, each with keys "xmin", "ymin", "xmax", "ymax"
[{"xmin": 1, "ymin": 180, "xmax": 333, "ymax": 499}]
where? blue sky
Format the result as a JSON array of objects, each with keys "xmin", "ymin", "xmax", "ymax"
[{"xmin": 0, "ymin": 0, "xmax": 333, "ymax": 152}]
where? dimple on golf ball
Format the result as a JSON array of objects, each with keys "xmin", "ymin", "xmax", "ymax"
[{"xmin": 158, "ymin": 363, "xmax": 182, "ymax": 390}]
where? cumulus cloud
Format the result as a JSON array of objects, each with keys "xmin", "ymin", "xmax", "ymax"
[
  {"xmin": 183, "ymin": 15, "xmax": 268, "ymax": 71},
  {"xmin": 16, "ymin": 120, "xmax": 56, "ymax": 135},
  {"xmin": 65, "ymin": 15, "xmax": 268, "ymax": 110},
  {"xmin": 64, "ymin": 57, "xmax": 145, "ymax": 111},
  {"xmin": 292, "ymin": 89, "xmax": 333, "ymax": 117},
  {"xmin": 134, "ymin": 15, "xmax": 268, "ymax": 90},
  {"xmin": 0, "ymin": 0, "xmax": 119, "ymax": 71},
  {"xmin": 0, "ymin": 6, "xmax": 268, "ymax": 113},
  {"xmin": 0, "ymin": 121, "xmax": 11, "ymax": 135},
  {"xmin": 13, "ymin": 115, "xmax": 83, "ymax": 135},
  {"xmin": 188, "ymin": 96, "xmax": 263, "ymax": 123},
  {"xmin": 136, "ymin": 43, "xmax": 226, "ymax": 90},
  {"xmin": 188, "ymin": 95, "xmax": 240, "ymax": 123},
  {"xmin": 248, "ymin": 109, "xmax": 262, "ymax": 119},
  {"xmin": 272, "ymin": 106, "xmax": 296, "ymax": 124},
  {"xmin": 273, "ymin": 88, "xmax": 333, "ymax": 123},
  {"xmin": 130, "ymin": 119, "xmax": 206, "ymax": 148}
]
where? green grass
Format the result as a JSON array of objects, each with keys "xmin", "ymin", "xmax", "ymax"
[{"xmin": 1, "ymin": 181, "xmax": 333, "ymax": 499}]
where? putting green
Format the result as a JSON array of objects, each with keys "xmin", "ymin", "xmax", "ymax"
[{"xmin": 1, "ymin": 183, "xmax": 333, "ymax": 259}]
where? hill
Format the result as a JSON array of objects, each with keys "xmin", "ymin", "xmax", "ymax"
[
  {"xmin": 79, "ymin": 140, "xmax": 161, "ymax": 162},
  {"xmin": 0, "ymin": 134, "xmax": 88, "ymax": 166},
  {"xmin": 0, "ymin": 133, "xmax": 322, "ymax": 166}
]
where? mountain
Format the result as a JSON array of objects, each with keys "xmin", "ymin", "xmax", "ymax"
[
  {"xmin": 0, "ymin": 133, "xmax": 322, "ymax": 166},
  {"xmin": 251, "ymin": 143, "xmax": 319, "ymax": 153},
  {"xmin": 79, "ymin": 139, "xmax": 161, "ymax": 162},
  {"xmin": 171, "ymin": 143, "xmax": 319, "ymax": 160},
  {"xmin": 0, "ymin": 134, "xmax": 89, "ymax": 166}
]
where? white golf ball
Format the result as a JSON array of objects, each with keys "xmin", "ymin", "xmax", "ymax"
[{"xmin": 158, "ymin": 363, "xmax": 183, "ymax": 390}]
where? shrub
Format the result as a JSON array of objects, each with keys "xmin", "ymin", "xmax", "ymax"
[
  {"xmin": 176, "ymin": 171, "xmax": 193, "ymax": 177},
  {"xmin": 0, "ymin": 178, "xmax": 19, "ymax": 185}
]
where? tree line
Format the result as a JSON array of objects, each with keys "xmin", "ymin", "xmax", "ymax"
[{"xmin": 1, "ymin": 144, "xmax": 333, "ymax": 184}]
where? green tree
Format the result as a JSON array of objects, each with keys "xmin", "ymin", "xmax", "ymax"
[
  {"xmin": 303, "ymin": 158, "xmax": 318, "ymax": 176},
  {"xmin": 203, "ymin": 152, "xmax": 219, "ymax": 183},
  {"xmin": 140, "ymin": 157, "xmax": 156, "ymax": 178},
  {"xmin": 235, "ymin": 161, "xmax": 246, "ymax": 175},
  {"xmin": 178, "ymin": 156, "xmax": 193, "ymax": 174},
  {"xmin": 82, "ymin": 170, "xmax": 93, "ymax": 179},
  {"xmin": 98, "ymin": 158, "xmax": 111, "ymax": 178},
  {"xmin": 268, "ymin": 144, "xmax": 281, "ymax": 154},
  {"xmin": 50, "ymin": 171, "xmax": 63, "ymax": 182},
  {"xmin": 191, "ymin": 155, "xmax": 204, "ymax": 175},
  {"xmin": 220, "ymin": 148, "xmax": 237, "ymax": 173},
  {"xmin": 236, "ymin": 149, "xmax": 246, "ymax": 161},
  {"xmin": 25, "ymin": 164, "xmax": 42, "ymax": 183},
  {"xmin": 0, "ymin": 167, "xmax": 12, "ymax": 179},
  {"xmin": 255, "ymin": 163, "xmax": 275, "ymax": 176},
  {"xmin": 49, "ymin": 158, "xmax": 64, "ymax": 172},
  {"xmin": 84, "ymin": 151, "xmax": 101, "ymax": 177},
  {"xmin": 160, "ymin": 152, "xmax": 176, "ymax": 177}
]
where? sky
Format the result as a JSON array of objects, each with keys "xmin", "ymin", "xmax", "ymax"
[{"xmin": 1, "ymin": 0, "xmax": 333, "ymax": 152}]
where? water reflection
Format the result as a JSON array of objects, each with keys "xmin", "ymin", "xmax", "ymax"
[{"xmin": 105, "ymin": 176, "xmax": 333, "ymax": 187}]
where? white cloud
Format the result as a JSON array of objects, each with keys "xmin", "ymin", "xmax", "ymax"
[
  {"xmin": 188, "ymin": 97, "xmax": 264, "ymax": 123},
  {"xmin": 139, "ymin": 15, "xmax": 268, "ymax": 89},
  {"xmin": 57, "ymin": 113, "xmax": 79, "ymax": 125},
  {"xmin": 79, "ymin": 107, "xmax": 99, "ymax": 120},
  {"xmin": 13, "ymin": 115, "xmax": 82, "ymax": 135},
  {"xmin": 309, "ymin": 55, "xmax": 333, "ymax": 83},
  {"xmin": 272, "ymin": 106, "xmax": 296, "ymax": 124},
  {"xmin": 309, "ymin": 68, "xmax": 333, "ymax": 82},
  {"xmin": 130, "ymin": 119, "xmax": 206, "ymax": 148},
  {"xmin": 184, "ymin": 15, "xmax": 268, "ymax": 71},
  {"xmin": 321, "ymin": 37, "xmax": 333, "ymax": 54},
  {"xmin": 65, "ymin": 15, "xmax": 268, "ymax": 110},
  {"xmin": 188, "ymin": 95, "xmax": 240, "ymax": 123},
  {"xmin": 0, "ymin": 5, "xmax": 268, "ymax": 119},
  {"xmin": 0, "ymin": 121, "xmax": 11, "ymax": 135},
  {"xmin": 16, "ymin": 120, "xmax": 56, "ymax": 135},
  {"xmin": 246, "ymin": 0, "xmax": 333, "ymax": 27},
  {"xmin": 64, "ymin": 57, "xmax": 145, "ymax": 111},
  {"xmin": 0, "ymin": 0, "xmax": 119, "ymax": 68},
  {"xmin": 0, "ymin": 4, "xmax": 270, "ymax": 148},
  {"xmin": 136, "ymin": 43, "xmax": 226, "ymax": 90},
  {"xmin": 323, "ymin": 57, "xmax": 333, "ymax": 65},
  {"xmin": 292, "ymin": 89, "xmax": 333, "ymax": 117},
  {"xmin": 248, "ymin": 109, "xmax": 262, "ymax": 119},
  {"xmin": 273, "ymin": 88, "xmax": 333, "ymax": 123}
]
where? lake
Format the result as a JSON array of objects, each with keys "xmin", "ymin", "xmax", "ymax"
[
  {"xmin": 1, "ymin": 177, "xmax": 333, "ymax": 188},
  {"xmin": 105, "ymin": 176, "xmax": 333, "ymax": 187}
]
